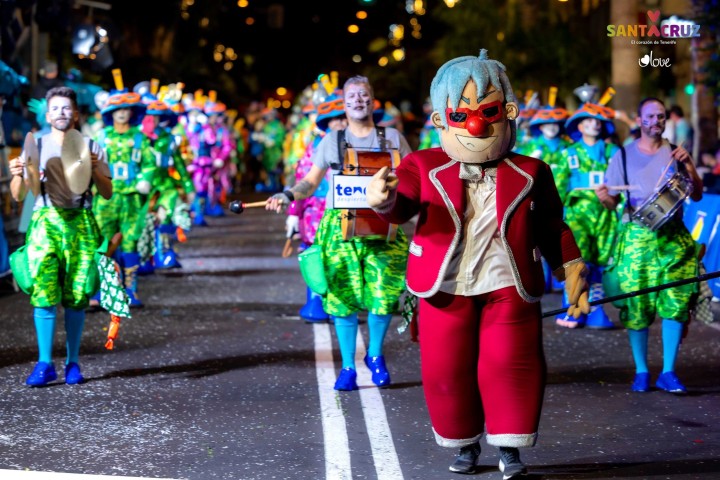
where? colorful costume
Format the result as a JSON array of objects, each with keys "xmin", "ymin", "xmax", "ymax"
[
  {"xmin": 142, "ymin": 97, "xmax": 194, "ymax": 270},
  {"xmin": 253, "ymin": 108, "xmax": 286, "ymax": 192},
  {"xmin": 368, "ymin": 51, "xmax": 588, "ymax": 478},
  {"xmin": 93, "ymin": 88, "xmax": 156, "ymax": 307},
  {"xmin": 553, "ymin": 86, "xmax": 619, "ymax": 328},
  {"xmin": 270, "ymin": 76, "xmax": 413, "ymax": 393},
  {"xmin": 287, "ymin": 90, "xmax": 345, "ymax": 322},
  {"xmin": 524, "ymin": 96, "xmax": 571, "ymax": 292},
  {"xmin": 603, "ymin": 130, "xmax": 701, "ymax": 393},
  {"xmin": 11, "ymin": 87, "xmax": 114, "ymax": 386}
]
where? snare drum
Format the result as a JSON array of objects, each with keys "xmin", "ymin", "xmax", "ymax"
[
  {"xmin": 630, "ymin": 172, "xmax": 693, "ymax": 231},
  {"xmin": 339, "ymin": 148, "xmax": 401, "ymax": 241}
]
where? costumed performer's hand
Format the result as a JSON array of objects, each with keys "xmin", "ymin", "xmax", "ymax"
[
  {"xmin": 367, "ymin": 166, "xmax": 399, "ymax": 211},
  {"xmin": 563, "ymin": 261, "xmax": 590, "ymax": 319},
  {"xmin": 266, "ymin": 192, "xmax": 291, "ymax": 214},
  {"xmin": 286, "ymin": 215, "xmax": 300, "ymax": 239}
]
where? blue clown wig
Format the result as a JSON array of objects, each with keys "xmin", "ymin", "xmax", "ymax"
[{"xmin": 430, "ymin": 49, "xmax": 517, "ymax": 147}]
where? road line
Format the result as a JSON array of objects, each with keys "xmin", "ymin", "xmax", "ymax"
[
  {"xmin": 355, "ymin": 332, "xmax": 404, "ymax": 480},
  {"xmin": 0, "ymin": 470, "xmax": 182, "ymax": 479},
  {"xmin": 314, "ymin": 322, "xmax": 352, "ymax": 480}
]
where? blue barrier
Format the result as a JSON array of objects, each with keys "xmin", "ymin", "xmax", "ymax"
[{"xmin": 683, "ymin": 194, "xmax": 720, "ymax": 298}]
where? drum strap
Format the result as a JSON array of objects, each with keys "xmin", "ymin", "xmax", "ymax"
[
  {"xmin": 620, "ymin": 145, "xmax": 632, "ymax": 214},
  {"xmin": 332, "ymin": 126, "xmax": 388, "ymax": 170}
]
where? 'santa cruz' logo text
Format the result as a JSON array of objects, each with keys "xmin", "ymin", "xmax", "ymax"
[{"xmin": 608, "ymin": 10, "xmax": 700, "ymax": 38}]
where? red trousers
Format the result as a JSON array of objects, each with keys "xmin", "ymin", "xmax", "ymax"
[{"xmin": 418, "ymin": 286, "xmax": 545, "ymax": 447}]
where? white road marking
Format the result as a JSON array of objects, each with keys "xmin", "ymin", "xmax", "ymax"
[
  {"xmin": 0, "ymin": 471, "xmax": 182, "ymax": 480},
  {"xmin": 314, "ymin": 322, "xmax": 352, "ymax": 480},
  {"xmin": 355, "ymin": 333, "xmax": 403, "ymax": 480}
]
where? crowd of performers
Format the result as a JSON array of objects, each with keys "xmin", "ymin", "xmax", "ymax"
[{"xmin": 3, "ymin": 49, "xmax": 710, "ymax": 480}]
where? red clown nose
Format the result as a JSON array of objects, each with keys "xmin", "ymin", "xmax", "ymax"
[{"xmin": 466, "ymin": 116, "xmax": 489, "ymax": 136}]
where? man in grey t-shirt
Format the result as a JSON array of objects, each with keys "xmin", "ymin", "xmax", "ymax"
[
  {"xmin": 596, "ymin": 97, "xmax": 702, "ymax": 395},
  {"xmin": 266, "ymin": 75, "xmax": 411, "ymax": 392}
]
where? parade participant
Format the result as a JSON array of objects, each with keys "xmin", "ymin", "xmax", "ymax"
[
  {"xmin": 366, "ymin": 50, "xmax": 589, "ymax": 478},
  {"xmin": 203, "ymin": 97, "xmax": 234, "ymax": 217},
  {"xmin": 254, "ymin": 107, "xmax": 286, "ymax": 193},
  {"xmin": 286, "ymin": 89, "xmax": 347, "ymax": 322},
  {"xmin": 141, "ymin": 94, "xmax": 194, "ymax": 270},
  {"xmin": 266, "ymin": 75, "xmax": 412, "ymax": 391},
  {"xmin": 183, "ymin": 92, "xmax": 210, "ymax": 226},
  {"xmin": 553, "ymin": 85, "xmax": 619, "ymax": 329},
  {"xmin": 596, "ymin": 97, "xmax": 702, "ymax": 394},
  {"xmin": 524, "ymin": 89, "xmax": 571, "ymax": 293},
  {"xmin": 93, "ymin": 70, "xmax": 156, "ymax": 307},
  {"xmin": 8, "ymin": 86, "xmax": 112, "ymax": 386}
]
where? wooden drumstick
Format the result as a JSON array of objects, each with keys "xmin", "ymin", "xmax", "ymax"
[{"xmin": 229, "ymin": 200, "xmax": 267, "ymax": 214}]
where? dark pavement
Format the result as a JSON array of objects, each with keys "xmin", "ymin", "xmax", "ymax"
[{"xmin": 0, "ymin": 193, "xmax": 719, "ymax": 480}]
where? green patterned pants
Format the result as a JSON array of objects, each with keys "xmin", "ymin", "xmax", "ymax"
[
  {"xmin": 93, "ymin": 192, "xmax": 146, "ymax": 252},
  {"xmin": 314, "ymin": 210, "xmax": 408, "ymax": 317},
  {"xmin": 26, "ymin": 207, "xmax": 102, "ymax": 309},
  {"xmin": 613, "ymin": 220, "xmax": 697, "ymax": 330},
  {"xmin": 565, "ymin": 196, "xmax": 618, "ymax": 266}
]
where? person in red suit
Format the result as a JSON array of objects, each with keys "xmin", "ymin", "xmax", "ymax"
[{"xmin": 367, "ymin": 49, "xmax": 590, "ymax": 478}]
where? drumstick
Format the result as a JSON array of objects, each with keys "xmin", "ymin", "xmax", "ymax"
[
  {"xmin": 228, "ymin": 200, "xmax": 267, "ymax": 214},
  {"xmin": 242, "ymin": 201, "xmax": 268, "ymax": 208},
  {"xmin": 281, "ymin": 238, "xmax": 294, "ymax": 258},
  {"xmin": 654, "ymin": 155, "xmax": 675, "ymax": 191},
  {"xmin": 573, "ymin": 185, "xmax": 638, "ymax": 191}
]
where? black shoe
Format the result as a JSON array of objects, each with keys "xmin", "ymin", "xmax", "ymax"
[
  {"xmin": 498, "ymin": 447, "xmax": 527, "ymax": 479},
  {"xmin": 449, "ymin": 442, "xmax": 481, "ymax": 474}
]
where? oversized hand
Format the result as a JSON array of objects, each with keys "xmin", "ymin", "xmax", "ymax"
[
  {"xmin": 563, "ymin": 262, "xmax": 590, "ymax": 319},
  {"xmin": 367, "ymin": 166, "xmax": 398, "ymax": 210}
]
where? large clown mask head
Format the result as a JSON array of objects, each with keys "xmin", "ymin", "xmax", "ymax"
[{"xmin": 430, "ymin": 50, "xmax": 519, "ymax": 165}]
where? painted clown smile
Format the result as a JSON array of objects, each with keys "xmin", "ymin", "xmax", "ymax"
[{"xmin": 454, "ymin": 134, "xmax": 497, "ymax": 152}]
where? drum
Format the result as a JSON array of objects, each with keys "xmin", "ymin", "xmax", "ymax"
[
  {"xmin": 339, "ymin": 148, "xmax": 401, "ymax": 241},
  {"xmin": 631, "ymin": 172, "xmax": 693, "ymax": 231}
]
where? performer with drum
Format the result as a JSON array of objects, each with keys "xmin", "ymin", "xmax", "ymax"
[
  {"xmin": 8, "ymin": 86, "xmax": 112, "ymax": 386},
  {"xmin": 596, "ymin": 97, "xmax": 702, "ymax": 394},
  {"xmin": 266, "ymin": 75, "xmax": 412, "ymax": 391},
  {"xmin": 366, "ymin": 49, "xmax": 589, "ymax": 478}
]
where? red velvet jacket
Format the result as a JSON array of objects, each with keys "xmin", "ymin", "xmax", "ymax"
[{"xmin": 376, "ymin": 148, "xmax": 582, "ymax": 301}]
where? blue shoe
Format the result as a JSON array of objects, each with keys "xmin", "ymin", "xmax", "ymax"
[
  {"xmin": 26, "ymin": 362, "xmax": 57, "ymax": 387},
  {"xmin": 656, "ymin": 371, "xmax": 687, "ymax": 394},
  {"xmin": 125, "ymin": 288, "xmax": 144, "ymax": 308},
  {"xmin": 299, "ymin": 287, "xmax": 329, "ymax": 322},
  {"xmin": 364, "ymin": 355, "xmax": 391, "ymax": 387},
  {"xmin": 156, "ymin": 250, "xmax": 182, "ymax": 269},
  {"xmin": 65, "ymin": 362, "xmax": 84, "ymax": 385},
  {"xmin": 334, "ymin": 367, "xmax": 358, "ymax": 391},
  {"xmin": 631, "ymin": 372, "xmax": 650, "ymax": 392},
  {"xmin": 585, "ymin": 307, "xmax": 614, "ymax": 329}
]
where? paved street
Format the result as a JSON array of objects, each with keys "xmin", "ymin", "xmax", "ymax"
[{"xmin": 0, "ymin": 193, "xmax": 719, "ymax": 480}]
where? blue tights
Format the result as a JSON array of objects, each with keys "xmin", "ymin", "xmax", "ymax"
[
  {"xmin": 33, "ymin": 306, "xmax": 85, "ymax": 365},
  {"xmin": 627, "ymin": 319, "xmax": 683, "ymax": 374},
  {"xmin": 333, "ymin": 313, "xmax": 393, "ymax": 369}
]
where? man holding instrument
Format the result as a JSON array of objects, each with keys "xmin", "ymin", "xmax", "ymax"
[
  {"xmin": 266, "ymin": 75, "xmax": 412, "ymax": 391},
  {"xmin": 596, "ymin": 97, "xmax": 702, "ymax": 394},
  {"xmin": 366, "ymin": 50, "xmax": 589, "ymax": 478},
  {"xmin": 8, "ymin": 86, "xmax": 112, "ymax": 386}
]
